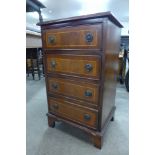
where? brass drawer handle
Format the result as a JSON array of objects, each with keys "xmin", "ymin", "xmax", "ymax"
[
  {"xmin": 84, "ymin": 114, "xmax": 91, "ymax": 121},
  {"xmin": 85, "ymin": 90, "xmax": 92, "ymax": 97},
  {"xmin": 51, "ymin": 60, "xmax": 56, "ymax": 68},
  {"xmin": 52, "ymin": 83, "xmax": 58, "ymax": 90},
  {"xmin": 85, "ymin": 33, "xmax": 93, "ymax": 43},
  {"xmin": 85, "ymin": 64, "xmax": 93, "ymax": 72},
  {"xmin": 48, "ymin": 35, "xmax": 56, "ymax": 44},
  {"xmin": 51, "ymin": 103, "xmax": 59, "ymax": 110}
]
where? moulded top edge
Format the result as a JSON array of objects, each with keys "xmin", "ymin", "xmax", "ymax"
[{"xmin": 37, "ymin": 11, "xmax": 123, "ymax": 28}]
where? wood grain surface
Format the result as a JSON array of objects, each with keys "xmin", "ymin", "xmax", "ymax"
[
  {"xmin": 48, "ymin": 97, "xmax": 98, "ymax": 129},
  {"xmin": 47, "ymin": 77, "xmax": 99, "ymax": 103},
  {"xmin": 46, "ymin": 54, "xmax": 101, "ymax": 79},
  {"xmin": 43, "ymin": 24, "xmax": 102, "ymax": 49}
]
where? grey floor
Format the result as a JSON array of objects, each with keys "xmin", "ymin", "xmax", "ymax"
[{"xmin": 26, "ymin": 76, "xmax": 129, "ymax": 155}]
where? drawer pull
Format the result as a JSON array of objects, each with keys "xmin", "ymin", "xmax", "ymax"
[
  {"xmin": 84, "ymin": 114, "xmax": 91, "ymax": 121},
  {"xmin": 52, "ymin": 83, "xmax": 58, "ymax": 90},
  {"xmin": 48, "ymin": 35, "xmax": 56, "ymax": 44},
  {"xmin": 85, "ymin": 64, "xmax": 93, "ymax": 72},
  {"xmin": 85, "ymin": 33, "xmax": 93, "ymax": 43},
  {"xmin": 51, "ymin": 60, "xmax": 56, "ymax": 68},
  {"xmin": 51, "ymin": 103, "xmax": 59, "ymax": 110},
  {"xmin": 85, "ymin": 90, "xmax": 92, "ymax": 97}
]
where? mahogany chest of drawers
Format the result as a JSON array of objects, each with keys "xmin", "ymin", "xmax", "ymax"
[{"xmin": 38, "ymin": 12, "xmax": 122, "ymax": 149}]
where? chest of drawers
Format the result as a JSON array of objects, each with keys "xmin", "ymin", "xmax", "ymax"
[{"xmin": 38, "ymin": 12, "xmax": 122, "ymax": 149}]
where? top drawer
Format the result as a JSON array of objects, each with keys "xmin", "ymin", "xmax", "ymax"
[{"xmin": 42, "ymin": 24, "xmax": 102, "ymax": 49}]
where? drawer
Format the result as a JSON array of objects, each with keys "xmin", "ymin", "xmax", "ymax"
[
  {"xmin": 48, "ymin": 97, "xmax": 98, "ymax": 129},
  {"xmin": 46, "ymin": 54, "xmax": 101, "ymax": 80},
  {"xmin": 47, "ymin": 77, "xmax": 99, "ymax": 104},
  {"xmin": 43, "ymin": 24, "xmax": 102, "ymax": 49}
]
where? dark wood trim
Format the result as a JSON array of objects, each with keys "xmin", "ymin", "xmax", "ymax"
[
  {"xmin": 37, "ymin": 11, "xmax": 123, "ymax": 28},
  {"xmin": 97, "ymin": 18, "xmax": 108, "ymax": 131},
  {"xmin": 46, "ymin": 73, "xmax": 101, "ymax": 83},
  {"xmin": 43, "ymin": 48, "xmax": 103, "ymax": 52},
  {"xmin": 43, "ymin": 49, "xmax": 103, "ymax": 53},
  {"xmin": 41, "ymin": 18, "xmax": 104, "ymax": 30}
]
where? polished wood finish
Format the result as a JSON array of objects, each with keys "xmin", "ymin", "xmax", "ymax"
[
  {"xmin": 37, "ymin": 11, "xmax": 123, "ymax": 28},
  {"xmin": 47, "ymin": 77, "xmax": 99, "ymax": 103},
  {"xmin": 46, "ymin": 54, "xmax": 101, "ymax": 79},
  {"xmin": 92, "ymin": 134, "xmax": 103, "ymax": 148},
  {"xmin": 48, "ymin": 97, "xmax": 98, "ymax": 129},
  {"xmin": 101, "ymin": 20, "xmax": 121, "ymax": 129},
  {"xmin": 39, "ymin": 12, "xmax": 122, "ymax": 149},
  {"xmin": 42, "ymin": 24, "xmax": 102, "ymax": 49}
]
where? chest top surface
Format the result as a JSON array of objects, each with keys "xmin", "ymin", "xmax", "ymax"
[{"xmin": 37, "ymin": 11, "xmax": 123, "ymax": 28}]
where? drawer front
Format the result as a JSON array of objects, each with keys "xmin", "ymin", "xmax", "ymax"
[
  {"xmin": 47, "ymin": 77, "xmax": 99, "ymax": 104},
  {"xmin": 43, "ymin": 24, "xmax": 102, "ymax": 49},
  {"xmin": 48, "ymin": 97, "xmax": 98, "ymax": 129},
  {"xmin": 46, "ymin": 54, "xmax": 101, "ymax": 79}
]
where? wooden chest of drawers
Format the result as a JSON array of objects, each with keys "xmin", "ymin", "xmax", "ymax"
[{"xmin": 38, "ymin": 12, "xmax": 122, "ymax": 149}]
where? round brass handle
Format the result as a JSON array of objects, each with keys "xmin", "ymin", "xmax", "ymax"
[
  {"xmin": 52, "ymin": 83, "xmax": 58, "ymax": 90},
  {"xmin": 84, "ymin": 114, "xmax": 91, "ymax": 121},
  {"xmin": 85, "ymin": 90, "xmax": 92, "ymax": 97},
  {"xmin": 85, "ymin": 33, "xmax": 93, "ymax": 43},
  {"xmin": 85, "ymin": 64, "xmax": 93, "ymax": 72},
  {"xmin": 48, "ymin": 35, "xmax": 56, "ymax": 44},
  {"xmin": 51, "ymin": 60, "xmax": 56, "ymax": 68}
]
